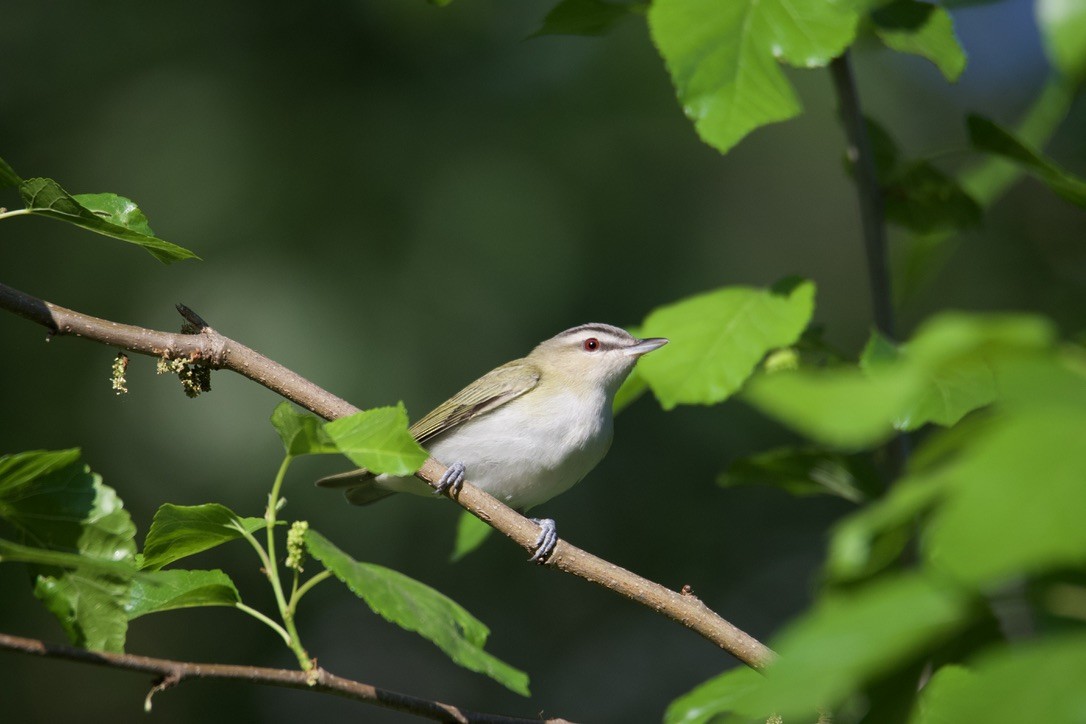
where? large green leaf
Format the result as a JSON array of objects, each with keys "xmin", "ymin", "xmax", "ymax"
[
  {"xmin": 0, "ymin": 450, "xmax": 137, "ymax": 652},
  {"xmin": 324, "ymin": 403, "xmax": 429, "ymax": 476},
  {"xmin": 872, "ymin": 0, "xmax": 966, "ymax": 82},
  {"xmin": 911, "ymin": 635, "xmax": 1086, "ymax": 723},
  {"xmin": 746, "ymin": 313, "xmax": 1055, "ymax": 447},
  {"xmin": 744, "ymin": 364, "xmax": 920, "ymax": 448},
  {"xmin": 17, "ymin": 177, "xmax": 198, "ymax": 263},
  {"xmin": 141, "ymin": 503, "xmax": 266, "ymax": 571},
  {"xmin": 0, "ymin": 537, "xmax": 137, "ymax": 578},
  {"xmin": 648, "ymin": 0, "xmax": 859, "ymax": 153},
  {"xmin": 637, "ymin": 280, "xmax": 815, "ymax": 409},
  {"xmin": 0, "ymin": 448, "xmax": 82, "ymax": 498},
  {"xmin": 718, "ymin": 446, "xmax": 878, "ymax": 503},
  {"xmin": 663, "ymin": 666, "xmax": 764, "ymax": 724},
  {"xmin": 305, "ymin": 530, "xmax": 529, "ymax": 696},
  {"xmin": 967, "ymin": 115, "xmax": 1086, "ymax": 207},
  {"xmin": 911, "ymin": 664, "xmax": 974, "ymax": 724},
  {"xmin": 533, "ymin": 0, "xmax": 639, "ymax": 37},
  {"xmin": 924, "ymin": 406, "xmax": 1086, "ymax": 584},
  {"xmin": 734, "ymin": 574, "xmax": 972, "ymax": 720},
  {"xmin": 126, "ymin": 568, "xmax": 241, "ymax": 619},
  {"xmin": 270, "ymin": 402, "xmax": 338, "ymax": 457},
  {"xmin": 1036, "ymin": 0, "xmax": 1086, "ymax": 82}
]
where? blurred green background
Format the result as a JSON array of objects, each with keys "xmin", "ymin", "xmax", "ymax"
[{"xmin": 0, "ymin": 1, "xmax": 1082, "ymax": 721}]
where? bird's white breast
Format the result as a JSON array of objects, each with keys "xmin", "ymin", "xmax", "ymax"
[{"xmin": 380, "ymin": 387, "xmax": 613, "ymax": 511}]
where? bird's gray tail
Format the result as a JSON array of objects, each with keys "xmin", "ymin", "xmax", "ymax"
[{"xmin": 315, "ymin": 469, "xmax": 397, "ymax": 506}]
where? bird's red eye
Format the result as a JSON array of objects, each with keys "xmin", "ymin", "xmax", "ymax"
[{"xmin": 583, "ymin": 338, "xmax": 600, "ymax": 352}]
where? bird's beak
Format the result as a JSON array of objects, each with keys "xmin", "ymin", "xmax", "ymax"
[{"xmin": 624, "ymin": 337, "xmax": 669, "ymax": 357}]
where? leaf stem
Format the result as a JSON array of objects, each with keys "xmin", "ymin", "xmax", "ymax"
[
  {"xmin": 235, "ymin": 602, "xmax": 292, "ymax": 646},
  {"xmin": 290, "ymin": 570, "xmax": 333, "ymax": 612},
  {"xmin": 0, "ymin": 208, "xmax": 30, "ymax": 222},
  {"xmin": 262, "ymin": 456, "xmax": 315, "ymax": 670},
  {"xmin": 264, "ymin": 457, "xmax": 292, "ymax": 615}
]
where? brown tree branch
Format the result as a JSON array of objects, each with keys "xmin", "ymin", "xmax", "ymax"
[
  {"xmin": 0, "ymin": 280, "xmax": 775, "ymax": 670},
  {"xmin": 0, "ymin": 631, "xmax": 565, "ymax": 723}
]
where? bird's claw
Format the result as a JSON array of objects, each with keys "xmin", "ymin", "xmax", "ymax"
[
  {"xmin": 528, "ymin": 518, "xmax": 557, "ymax": 563},
  {"xmin": 434, "ymin": 461, "xmax": 466, "ymax": 497}
]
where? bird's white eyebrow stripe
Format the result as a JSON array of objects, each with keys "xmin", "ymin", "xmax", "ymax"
[{"xmin": 552, "ymin": 323, "xmax": 632, "ymax": 345}]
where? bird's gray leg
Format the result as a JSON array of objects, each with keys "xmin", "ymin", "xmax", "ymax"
[
  {"xmin": 434, "ymin": 461, "xmax": 466, "ymax": 497},
  {"xmin": 528, "ymin": 518, "xmax": 557, "ymax": 563}
]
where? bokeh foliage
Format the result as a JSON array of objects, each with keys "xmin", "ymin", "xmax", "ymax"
[{"xmin": 1, "ymin": 0, "xmax": 1084, "ymax": 722}]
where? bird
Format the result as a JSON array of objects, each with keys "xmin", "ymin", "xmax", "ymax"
[{"xmin": 316, "ymin": 323, "xmax": 668, "ymax": 562}]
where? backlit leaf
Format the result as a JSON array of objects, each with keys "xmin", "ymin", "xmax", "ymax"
[
  {"xmin": 306, "ymin": 529, "xmax": 529, "ymax": 695},
  {"xmin": 18, "ymin": 177, "xmax": 198, "ymax": 263},
  {"xmin": 325, "ymin": 403, "xmax": 429, "ymax": 476},
  {"xmin": 638, "ymin": 280, "xmax": 816, "ymax": 409},
  {"xmin": 141, "ymin": 503, "xmax": 266, "ymax": 571},
  {"xmin": 648, "ymin": 0, "xmax": 860, "ymax": 153},
  {"xmin": 873, "ymin": 0, "xmax": 966, "ymax": 82}
]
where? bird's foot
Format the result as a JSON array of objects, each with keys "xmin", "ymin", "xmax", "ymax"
[
  {"xmin": 528, "ymin": 518, "xmax": 558, "ymax": 563},
  {"xmin": 434, "ymin": 461, "xmax": 466, "ymax": 497}
]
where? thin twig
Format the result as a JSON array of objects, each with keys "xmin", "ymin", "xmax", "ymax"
[
  {"xmin": 829, "ymin": 52, "xmax": 910, "ymax": 478},
  {"xmin": 0, "ymin": 280, "xmax": 775, "ymax": 670},
  {"xmin": 830, "ymin": 52, "xmax": 895, "ymax": 341},
  {"xmin": 0, "ymin": 631, "xmax": 563, "ymax": 723}
]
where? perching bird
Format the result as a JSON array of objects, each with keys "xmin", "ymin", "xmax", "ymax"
[{"xmin": 316, "ymin": 323, "xmax": 667, "ymax": 561}]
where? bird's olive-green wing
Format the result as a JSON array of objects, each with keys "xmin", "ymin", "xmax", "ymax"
[
  {"xmin": 315, "ymin": 359, "xmax": 540, "ymax": 490},
  {"xmin": 409, "ymin": 359, "xmax": 541, "ymax": 445}
]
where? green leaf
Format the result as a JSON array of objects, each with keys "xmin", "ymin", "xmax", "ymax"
[
  {"xmin": 859, "ymin": 328, "xmax": 901, "ymax": 370},
  {"xmin": 637, "ymin": 280, "xmax": 816, "ymax": 409},
  {"xmin": 744, "ymin": 364, "xmax": 920, "ymax": 448},
  {"xmin": 826, "ymin": 474, "xmax": 945, "ymax": 582},
  {"xmin": 911, "ymin": 635, "xmax": 1086, "ymax": 723},
  {"xmin": 967, "ymin": 115, "xmax": 1086, "ymax": 207},
  {"xmin": 305, "ymin": 530, "xmax": 529, "ymax": 696},
  {"xmin": 719, "ymin": 446, "xmax": 877, "ymax": 503},
  {"xmin": 1036, "ymin": 0, "xmax": 1086, "ymax": 82},
  {"xmin": 664, "ymin": 666, "xmax": 764, "ymax": 724},
  {"xmin": 450, "ymin": 511, "xmax": 494, "ymax": 562},
  {"xmin": 924, "ymin": 405, "xmax": 1086, "ymax": 584},
  {"xmin": 126, "ymin": 568, "xmax": 240, "ymax": 619},
  {"xmin": 0, "ymin": 537, "xmax": 137, "ymax": 578},
  {"xmin": 0, "ymin": 155, "xmax": 22, "ymax": 189},
  {"xmin": 0, "ymin": 449, "xmax": 137, "ymax": 652},
  {"xmin": 911, "ymin": 664, "xmax": 974, "ymax": 724},
  {"xmin": 747, "ymin": 314, "xmax": 1055, "ymax": 448},
  {"xmin": 883, "ymin": 161, "xmax": 982, "ymax": 234},
  {"xmin": 17, "ymin": 178, "xmax": 199, "ymax": 263},
  {"xmin": 860, "ymin": 118, "xmax": 981, "ymax": 234},
  {"xmin": 533, "ymin": 0, "xmax": 639, "ymax": 37},
  {"xmin": 270, "ymin": 402, "xmax": 337, "ymax": 456},
  {"xmin": 735, "ymin": 574, "xmax": 972, "ymax": 720},
  {"xmin": 873, "ymin": 0, "xmax": 966, "ymax": 82},
  {"xmin": 648, "ymin": 0, "xmax": 860, "ymax": 153},
  {"xmin": 141, "ymin": 503, "xmax": 266, "ymax": 571},
  {"xmin": 324, "ymin": 403, "xmax": 429, "ymax": 476},
  {"xmin": 896, "ymin": 354, "xmax": 995, "ymax": 430},
  {"xmin": 0, "ymin": 448, "xmax": 82, "ymax": 498},
  {"xmin": 0, "ymin": 449, "xmax": 135, "ymax": 557}
]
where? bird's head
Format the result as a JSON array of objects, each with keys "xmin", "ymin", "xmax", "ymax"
[{"xmin": 528, "ymin": 323, "xmax": 668, "ymax": 397}]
